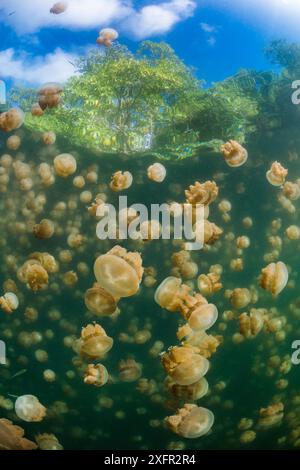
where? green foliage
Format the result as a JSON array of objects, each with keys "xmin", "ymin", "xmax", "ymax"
[{"xmin": 10, "ymin": 39, "xmax": 300, "ymax": 160}]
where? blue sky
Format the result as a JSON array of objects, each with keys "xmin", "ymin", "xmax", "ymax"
[{"xmin": 1, "ymin": 0, "xmax": 300, "ymax": 89}]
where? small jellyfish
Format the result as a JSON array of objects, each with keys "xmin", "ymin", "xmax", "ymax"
[
  {"xmin": 266, "ymin": 161, "xmax": 288, "ymax": 187},
  {"xmin": 50, "ymin": 2, "xmax": 68, "ymax": 14},
  {"xmin": 31, "ymin": 103, "xmax": 44, "ymax": 117},
  {"xmin": 220, "ymin": 140, "xmax": 248, "ymax": 167},
  {"xmin": 185, "ymin": 180, "xmax": 219, "ymax": 205},
  {"xmin": 94, "ymin": 245, "xmax": 143, "ymax": 298},
  {"xmin": 188, "ymin": 303, "xmax": 218, "ymax": 331},
  {"xmin": 166, "ymin": 376, "xmax": 209, "ymax": 401},
  {"xmin": 96, "ymin": 28, "xmax": 119, "ymax": 47},
  {"xmin": 119, "ymin": 359, "xmax": 142, "ymax": 382},
  {"xmin": 54, "ymin": 153, "xmax": 77, "ymax": 177},
  {"xmin": 84, "ymin": 364, "xmax": 109, "ymax": 387},
  {"xmin": 0, "ymin": 418, "xmax": 37, "ymax": 450},
  {"xmin": 161, "ymin": 346, "xmax": 209, "ymax": 386},
  {"xmin": 77, "ymin": 323, "xmax": 113, "ymax": 361},
  {"xmin": 84, "ymin": 283, "xmax": 118, "ymax": 316},
  {"xmin": 35, "ymin": 433, "xmax": 63, "ymax": 450},
  {"xmin": 259, "ymin": 261, "xmax": 288, "ymax": 296},
  {"xmin": 109, "ymin": 171, "xmax": 133, "ymax": 192},
  {"xmin": 15, "ymin": 395, "xmax": 46, "ymax": 423},
  {"xmin": 197, "ymin": 273, "xmax": 222, "ymax": 296},
  {"xmin": 33, "ymin": 219, "xmax": 55, "ymax": 239},
  {"xmin": 0, "ymin": 108, "xmax": 25, "ymax": 132},
  {"xmin": 147, "ymin": 163, "xmax": 166, "ymax": 183},
  {"xmin": 38, "ymin": 83, "xmax": 63, "ymax": 110},
  {"xmin": 286, "ymin": 225, "xmax": 300, "ymax": 240},
  {"xmin": 230, "ymin": 288, "xmax": 252, "ymax": 309},
  {"xmin": 7, "ymin": 135, "xmax": 21, "ymax": 151},
  {"xmin": 165, "ymin": 404, "xmax": 214, "ymax": 438},
  {"xmin": 0, "ymin": 292, "xmax": 19, "ymax": 314},
  {"xmin": 42, "ymin": 131, "xmax": 56, "ymax": 145}
]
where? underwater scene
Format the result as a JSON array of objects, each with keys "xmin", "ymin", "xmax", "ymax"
[{"xmin": 1, "ymin": 0, "xmax": 300, "ymax": 454}]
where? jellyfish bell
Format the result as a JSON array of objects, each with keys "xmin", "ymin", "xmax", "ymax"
[
  {"xmin": 97, "ymin": 28, "xmax": 119, "ymax": 47},
  {"xmin": 165, "ymin": 404, "xmax": 214, "ymax": 439},
  {"xmin": 220, "ymin": 140, "xmax": 248, "ymax": 167},
  {"xmin": 50, "ymin": 2, "xmax": 68, "ymax": 14},
  {"xmin": 94, "ymin": 246, "xmax": 143, "ymax": 298},
  {"xmin": 15, "ymin": 395, "xmax": 46, "ymax": 423},
  {"xmin": 166, "ymin": 376, "xmax": 209, "ymax": 401},
  {"xmin": 0, "ymin": 418, "xmax": 37, "ymax": 450},
  {"xmin": 0, "ymin": 292, "xmax": 19, "ymax": 314},
  {"xmin": 35, "ymin": 433, "xmax": 63, "ymax": 450},
  {"xmin": 154, "ymin": 277, "xmax": 182, "ymax": 311},
  {"xmin": 147, "ymin": 163, "xmax": 166, "ymax": 183},
  {"xmin": 260, "ymin": 261, "xmax": 288, "ymax": 296},
  {"xmin": 0, "ymin": 108, "xmax": 25, "ymax": 132},
  {"xmin": 161, "ymin": 346, "xmax": 209, "ymax": 386},
  {"xmin": 38, "ymin": 83, "xmax": 63, "ymax": 109},
  {"xmin": 266, "ymin": 161, "xmax": 288, "ymax": 187},
  {"xmin": 188, "ymin": 303, "xmax": 218, "ymax": 331},
  {"xmin": 84, "ymin": 284, "xmax": 118, "ymax": 316},
  {"xmin": 78, "ymin": 323, "xmax": 113, "ymax": 360},
  {"xmin": 54, "ymin": 153, "xmax": 77, "ymax": 177},
  {"xmin": 84, "ymin": 364, "xmax": 109, "ymax": 387}
]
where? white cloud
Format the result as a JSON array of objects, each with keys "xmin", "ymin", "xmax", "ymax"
[
  {"xmin": 123, "ymin": 0, "xmax": 196, "ymax": 39},
  {"xmin": 0, "ymin": 48, "xmax": 79, "ymax": 84},
  {"xmin": 0, "ymin": 0, "xmax": 130, "ymax": 34},
  {"xmin": 200, "ymin": 22, "xmax": 216, "ymax": 33},
  {"xmin": 0, "ymin": 0, "xmax": 196, "ymax": 38}
]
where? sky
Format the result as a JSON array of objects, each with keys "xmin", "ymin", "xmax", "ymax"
[{"xmin": 1, "ymin": 0, "xmax": 300, "ymax": 89}]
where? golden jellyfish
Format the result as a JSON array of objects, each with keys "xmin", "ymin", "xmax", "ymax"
[
  {"xmin": 18, "ymin": 260, "xmax": 49, "ymax": 291},
  {"xmin": 94, "ymin": 245, "xmax": 143, "ymax": 298},
  {"xmin": 38, "ymin": 83, "xmax": 63, "ymax": 110},
  {"xmin": 33, "ymin": 219, "xmax": 55, "ymax": 239},
  {"xmin": 15, "ymin": 395, "xmax": 46, "ymax": 423},
  {"xmin": 266, "ymin": 161, "xmax": 288, "ymax": 187},
  {"xmin": 147, "ymin": 163, "xmax": 166, "ymax": 183},
  {"xmin": 78, "ymin": 323, "xmax": 113, "ymax": 361},
  {"xmin": 240, "ymin": 430, "xmax": 256, "ymax": 444},
  {"xmin": 31, "ymin": 103, "xmax": 44, "ymax": 117},
  {"xmin": 84, "ymin": 364, "xmax": 109, "ymax": 387},
  {"xmin": 258, "ymin": 403, "xmax": 284, "ymax": 429},
  {"xmin": 29, "ymin": 252, "xmax": 58, "ymax": 273},
  {"xmin": 161, "ymin": 346, "xmax": 209, "ymax": 386},
  {"xmin": 286, "ymin": 225, "xmax": 300, "ymax": 240},
  {"xmin": 119, "ymin": 359, "xmax": 142, "ymax": 382},
  {"xmin": 109, "ymin": 171, "xmax": 133, "ymax": 192},
  {"xmin": 282, "ymin": 181, "xmax": 300, "ymax": 200},
  {"xmin": 197, "ymin": 273, "xmax": 222, "ymax": 296},
  {"xmin": 236, "ymin": 236, "xmax": 250, "ymax": 250},
  {"xmin": 50, "ymin": 2, "xmax": 68, "ymax": 14},
  {"xmin": 203, "ymin": 220, "xmax": 223, "ymax": 245},
  {"xmin": 239, "ymin": 310, "xmax": 265, "ymax": 339},
  {"xmin": 185, "ymin": 180, "xmax": 219, "ymax": 206},
  {"xmin": 96, "ymin": 28, "xmax": 119, "ymax": 47},
  {"xmin": 84, "ymin": 283, "xmax": 118, "ymax": 316},
  {"xmin": 260, "ymin": 261, "xmax": 288, "ymax": 296},
  {"xmin": 0, "ymin": 108, "xmax": 25, "ymax": 132},
  {"xmin": 187, "ymin": 303, "xmax": 218, "ymax": 331},
  {"xmin": 0, "ymin": 418, "xmax": 37, "ymax": 450},
  {"xmin": 7, "ymin": 135, "xmax": 21, "ymax": 151},
  {"xmin": 165, "ymin": 404, "xmax": 214, "ymax": 439},
  {"xmin": 0, "ymin": 292, "xmax": 19, "ymax": 314},
  {"xmin": 35, "ymin": 433, "xmax": 63, "ymax": 450},
  {"xmin": 54, "ymin": 153, "xmax": 77, "ymax": 177},
  {"xmin": 42, "ymin": 131, "xmax": 56, "ymax": 145},
  {"xmin": 220, "ymin": 140, "xmax": 248, "ymax": 167},
  {"xmin": 166, "ymin": 377, "xmax": 209, "ymax": 401},
  {"xmin": 230, "ymin": 288, "xmax": 252, "ymax": 309}
]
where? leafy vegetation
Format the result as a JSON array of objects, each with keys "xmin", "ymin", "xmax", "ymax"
[{"xmin": 8, "ymin": 40, "xmax": 300, "ymax": 160}]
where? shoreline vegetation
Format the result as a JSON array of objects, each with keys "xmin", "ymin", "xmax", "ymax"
[{"xmin": 7, "ymin": 39, "xmax": 300, "ymax": 162}]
